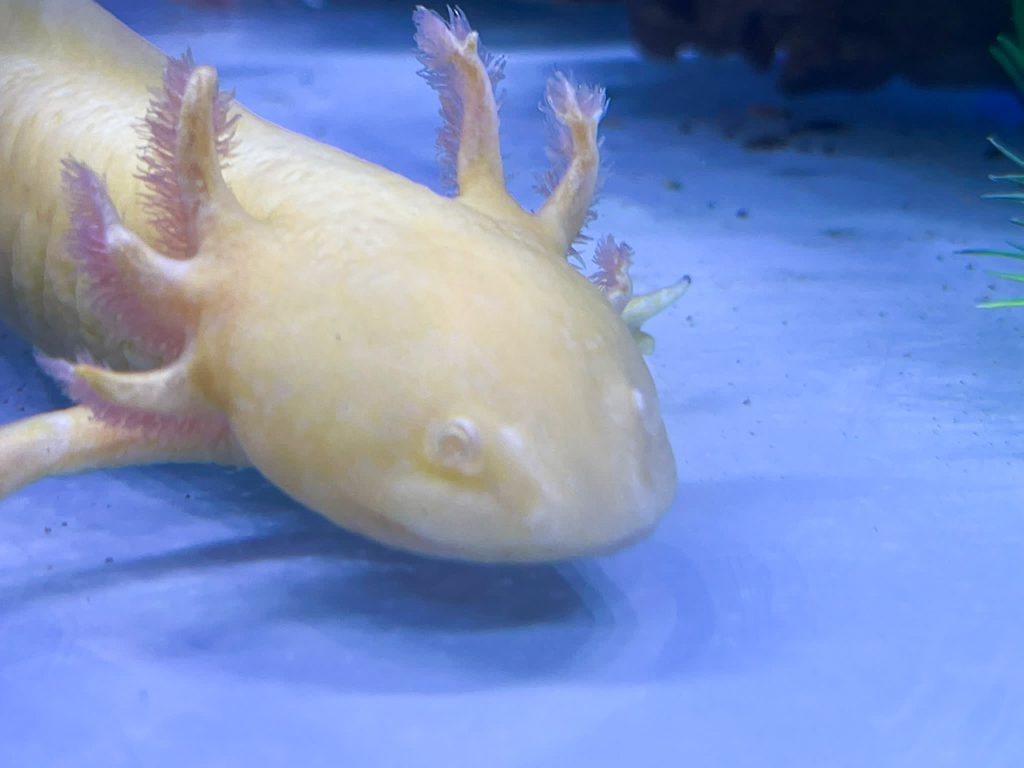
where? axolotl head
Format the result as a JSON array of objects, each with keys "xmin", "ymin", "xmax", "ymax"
[
  {"xmin": 206, "ymin": 209, "xmax": 679, "ymax": 562},
  {"xmin": 204, "ymin": 10, "xmax": 684, "ymax": 562}
]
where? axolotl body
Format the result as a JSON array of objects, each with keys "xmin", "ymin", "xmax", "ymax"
[{"xmin": 0, "ymin": 0, "xmax": 687, "ymax": 562}]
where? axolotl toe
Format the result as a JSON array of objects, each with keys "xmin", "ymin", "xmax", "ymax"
[{"xmin": 0, "ymin": 1, "xmax": 689, "ymax": 562}]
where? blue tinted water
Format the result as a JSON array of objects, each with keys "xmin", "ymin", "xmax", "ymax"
[{"xmin": 2, "ymin": 1, "xmax": 1023, "ymax": 765}]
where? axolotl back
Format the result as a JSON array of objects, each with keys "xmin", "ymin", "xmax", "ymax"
[{"xmin": 0, "ymin": 0, "xmax": 688, "ymax": 561}]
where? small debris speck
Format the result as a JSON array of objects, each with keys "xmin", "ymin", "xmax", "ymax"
[
  {"xmin": 744, "ymin": 134, "xmax": 788, "ymax": 151},
  {"xmin": 822, "ymin": 227, "xmax": 856, "ymax": 240},
  {"xmin": 104, "ymin": 557, "xmax": 114, "ymax": 565},
  {"xmin": 736, "ymin": 208, "xmax": 749, "ymax": 219},
  {"xmin": 44, "ymin": 526, "xmax": 51, "ymax": 534},
  {"xmin": 663, "ymin": 178, "xmax": 682, "ymax": 191},
  {"xmin": 749, "ymin": 103, "xmax": 790, "ymax": 121},
  {"xmin": 791, "ymin": 118, "xmax": 848, "ymax": 135}
]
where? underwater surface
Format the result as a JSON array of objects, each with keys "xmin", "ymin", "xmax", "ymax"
[{"xmin": 2, "ymin": 0, "xmax": 1024, "ymax": 765}]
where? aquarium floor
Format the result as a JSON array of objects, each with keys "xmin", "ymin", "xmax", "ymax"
[{"xmin": 2, "ymin": 2, "xmax": 1023, "ymax": 766}]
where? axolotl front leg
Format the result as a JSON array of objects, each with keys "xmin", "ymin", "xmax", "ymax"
[
  {"xmin": 0, "ymin": 404, "xmax": 235, "ymax": 498},
  {"xmin": 413, "ymin": 6, "xmax": 690, "ymax": 351},
  {"xmin": 1, "ymin": 62, "xmax": 248, "ymax": 496}
]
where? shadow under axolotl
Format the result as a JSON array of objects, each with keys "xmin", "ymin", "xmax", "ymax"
[
  {"xmin": 0, "ymin": 302, "xmax": 714, "ymax": 695},
  {"xmin": 1, "ymin": 461, "xmax": 716, "ymax": 694}
]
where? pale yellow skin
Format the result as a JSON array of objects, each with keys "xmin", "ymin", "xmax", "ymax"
[{"xmin": 0, "ymin": 0, "xmax": 684, "ymax": 562}]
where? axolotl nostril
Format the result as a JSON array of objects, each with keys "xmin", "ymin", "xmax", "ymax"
[{"xmin": 0, "ymin": 0, "xmax": 689, "ymax": 562}]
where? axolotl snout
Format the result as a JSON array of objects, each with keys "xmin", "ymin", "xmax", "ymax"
[{"xmin": 0, "ymin": 1, "xmax": 688, "ymax": 561}]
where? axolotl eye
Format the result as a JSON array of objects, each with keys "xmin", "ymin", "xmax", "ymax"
[{"xmin": 424, "ymin": 417, "xmax": 484, "ymax": 476}]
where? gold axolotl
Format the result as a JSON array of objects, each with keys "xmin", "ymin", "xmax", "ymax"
[{"xmin": 0, "ymin": 0, "xmax": 688, "ymax": 562}]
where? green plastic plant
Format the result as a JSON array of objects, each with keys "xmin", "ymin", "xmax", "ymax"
[
  {"xmin": 963, "ymin": 0, "xmax": 1024, "ymax": 307},
  {"xmin": 992, "ymin": 0, "xmax": 1024, "ymax": 94}
]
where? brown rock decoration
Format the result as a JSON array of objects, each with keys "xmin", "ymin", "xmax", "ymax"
[{"xmin": 622, "ymin": 0, "xmax": 1011, "ymax": 92}]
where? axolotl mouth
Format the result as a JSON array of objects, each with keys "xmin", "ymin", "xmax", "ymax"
[{"xmin": 289, "ymin": 439, "xmax": 676, "ymax": 564}]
